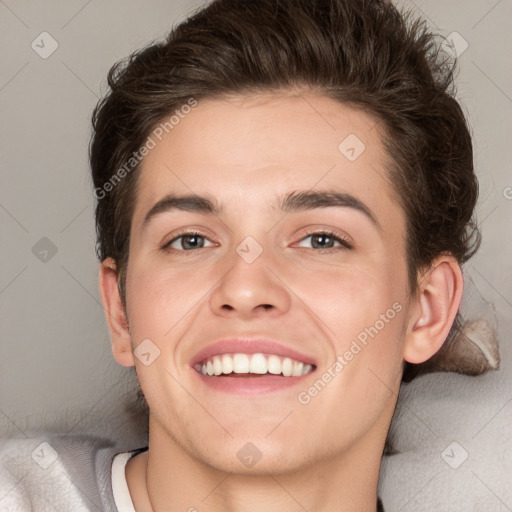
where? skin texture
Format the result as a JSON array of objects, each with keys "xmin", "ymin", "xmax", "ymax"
[{"xmin": 99, "ymin": 92, "xmax": 463, "ymax": 512}]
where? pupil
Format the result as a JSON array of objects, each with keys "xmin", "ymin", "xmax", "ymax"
[
  {"xmin": 183, "ymin": 235, "xmax": 203, "ymax": 250},
  {"xmin": 312, "ymin": 234, "xmax": 333, "ymax": 248}
]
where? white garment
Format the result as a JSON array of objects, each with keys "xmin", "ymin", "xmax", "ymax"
[{"xmin": 112, "ymin": 450, "xmax": 139, "ymax": 512}]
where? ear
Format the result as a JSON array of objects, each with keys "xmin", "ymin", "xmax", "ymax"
[
  {"xmin": 403, "ymin": 256, "xmax": 464, "ymax": 364},
  {"xmin": 98, "ymin": 257, "xmax": 135, "ymax": 367}
]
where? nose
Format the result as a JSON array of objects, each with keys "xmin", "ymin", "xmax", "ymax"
[{"xmin": 209, "ymin": 245, "xmax": 291, "ymax": 320}]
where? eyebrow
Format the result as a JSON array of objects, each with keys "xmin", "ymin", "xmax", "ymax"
[
  {"xmin": 281, "ymin": 190, "xmax": 380, "ymax": 230},
  {"xmin": 142, "ymin": 190, "xmax": 380, "ymax": 231},
  {"xmin": 143, "ymin": 195, "xmax": 218, "ymax": 228}
]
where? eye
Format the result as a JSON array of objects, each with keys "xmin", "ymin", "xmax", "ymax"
[
  {"xmin": 296, "ymin": 231, "xmax": 352, "ymax": 250},
  {"xmin": 163, "ymin": 232, "xmax": 215, "ymax": 251}
]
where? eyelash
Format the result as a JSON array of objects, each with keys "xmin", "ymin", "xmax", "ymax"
[
  {"xmin": 295, "ymin": 230, "xmax": 353, "ymax": 251},
  {"xmin": 161, "ymin": 229, "xmax": 352, "ymax": 253},
  {"xmin": 161, "ymin": 230, "xmax": 210, "ymax": 252}
]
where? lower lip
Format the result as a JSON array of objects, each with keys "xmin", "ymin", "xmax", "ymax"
[{"xmin": 192, "ymin": 370, "xmax": 316, "ymax": 395}]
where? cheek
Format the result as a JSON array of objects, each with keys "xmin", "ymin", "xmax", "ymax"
[
  {"xmin": 296, "ymin": 259, "xmax": 407, "ymax": 383},
  {"xmin": 125, "ymin": 258, "xmax": 213, "ymax": 338},
  {"xmin": 293, "ymin": 258, "xmax": 403, "ymax": 335},
  {"xmin": 331, "ymin": 294, "xmax": 407, "ymax": 410}
]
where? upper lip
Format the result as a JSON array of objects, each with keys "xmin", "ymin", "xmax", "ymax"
[{"xmin": 190, "ymin": 338, "xmax": 318, "ymax": 368}]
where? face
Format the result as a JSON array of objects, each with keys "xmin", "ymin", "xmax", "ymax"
[{"xmin": 122, "ymin": 92, "xmax": 412, "ymax": 474}]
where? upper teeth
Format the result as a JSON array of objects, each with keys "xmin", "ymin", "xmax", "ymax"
[{"xmin": 196, "ymin": 353, "xmax": 314, "ymax": 377}]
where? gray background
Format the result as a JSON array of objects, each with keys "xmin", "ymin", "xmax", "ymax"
[
  {"xmin": 0, "ymin": 0, "xmax": 206, "ymax": 443},
  {"xmin": 0, "ymin": 0, "xmax": 511, "ymax": 506}
]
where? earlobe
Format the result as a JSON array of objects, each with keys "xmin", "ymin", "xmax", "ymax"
[
  {"xmin": 403, "ymin": 256, "xmax": 464, "ymax": 364},
  {"xmin": 98, "ymin": 258, "xmax": 135, "ymax": 367}
]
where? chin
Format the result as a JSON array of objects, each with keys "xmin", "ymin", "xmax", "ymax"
[{"xmin": 195, "ymin": 435, "xmax": 310, "ymax": 475}]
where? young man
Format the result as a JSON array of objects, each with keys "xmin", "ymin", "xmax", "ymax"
[{"xmin": 90, "ymin": 0, "xmax": 480, "ymax": 510}]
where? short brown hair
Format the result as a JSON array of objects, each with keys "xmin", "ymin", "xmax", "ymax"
[{"xmin": 90, "ymin": 0, "xmax": 480, "ymax": 344}]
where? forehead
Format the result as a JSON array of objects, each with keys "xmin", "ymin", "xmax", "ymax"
[{"xmin": 132, "ymin": 92, "xmax": 403, "ymax": 233}]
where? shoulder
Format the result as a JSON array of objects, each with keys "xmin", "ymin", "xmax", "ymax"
[{"xmin": 0, "ymin": 433, "xmax": 127, "ymax": 511}]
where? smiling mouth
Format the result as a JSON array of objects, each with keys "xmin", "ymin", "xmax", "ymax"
[{"xmin": 194, "ymin": 352, "xmax": 316, "ymax": 377}]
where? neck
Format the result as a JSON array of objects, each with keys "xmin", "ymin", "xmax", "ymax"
[{"xmin": 127, "ymin": 412, "xmax": 391, "ymax": 512}]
